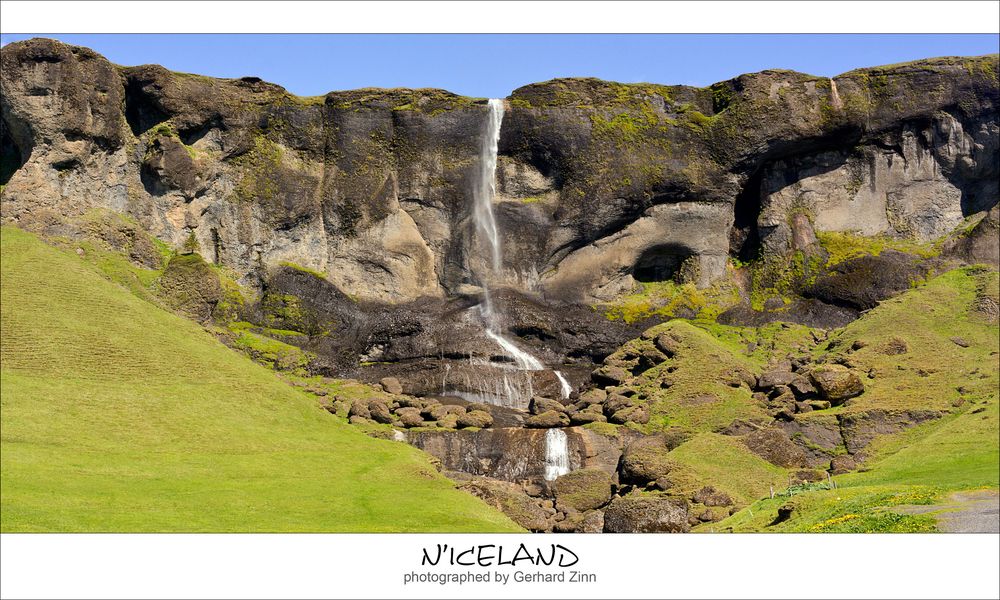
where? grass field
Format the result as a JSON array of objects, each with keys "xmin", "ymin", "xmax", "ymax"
[{"xmin": 0, "ymin": 226, "xmax": 521, "ymax": 532}]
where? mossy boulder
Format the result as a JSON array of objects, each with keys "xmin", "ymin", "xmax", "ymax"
[
  {"xmin": 569, "ymin": 408, "xmax": 608, "ymax": 425},
  {"xmin": 456, "ymin": 410, "xmax": 494, "ymax": 429},
  {"xmin": 808, "ymin": 364, "xmax": 864, "ymax": 403},
  {"xmin": 525, "ymin": 410, "xmax": 570, "ymax": 428},
  {"xmin": 620, "ymin": 435, "xmax": 677, "ymax": 484},
  {"xmin": 742, "ymin": 427, "xmax": 808, "ymax": 468},
  {"xmin": 553, "ymin": 469, "xmax": 613, "ymax": 512},
  {"xmin": 609, "ymin": 404, "xmax": 650, "ymax": 425},
  {"xmin": 603, "ymin": 494, "xmax": 690, "ymax": 533},
  {"xmin": 157, "ymin": 253, "xmax": 221, "ymax": 323},
  {"xmin": 395, "ymin": 407, "xmax": 425, "ymax": 428},
  {"xmin": 379, "ymin": 376, "xmax": 403, "ymax": 395},
  {"xmin": 428, "ymin": 404, "xmax": 465, "ymax": 421}
]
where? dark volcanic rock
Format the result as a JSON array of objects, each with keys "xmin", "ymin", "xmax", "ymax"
[
  {"xmin": 717, "ymin": 299, "xmax": 858, "ymax": 329},
  {"xmin": 2, "ymin": 38, "xmax": 996, "ymax": 309},
  {"xmin": 804, "ymin": 252, "xmax": 939, "ymax": 311},
  {"xmin": 743, "ymin": 428, "xmax": 808, "ymax": 468},
  {"xmin": 838, "ymin": 409, "xmax": 943, "ymax": 454}
]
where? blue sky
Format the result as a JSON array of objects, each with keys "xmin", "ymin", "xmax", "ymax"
[{"xmin": 1, "ymin": 34, "xmax": 997, "ymax": 97}]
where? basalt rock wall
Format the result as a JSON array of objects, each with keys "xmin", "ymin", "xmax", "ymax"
[{"xmin": 3, "ymin": 39, "xmax": 997, "ymax": 306}]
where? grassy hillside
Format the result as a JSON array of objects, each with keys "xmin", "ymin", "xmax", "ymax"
[
  {"xmin": 710, "ymin": 402, "xmax": 998, "ymax": 532},
  {"xmin": 0, "ymin": 226, "xmax": 521, "ymax": 532},
  {"xmin": 709, "ymin": 267, "xmax": 999, "ymax": 532}
]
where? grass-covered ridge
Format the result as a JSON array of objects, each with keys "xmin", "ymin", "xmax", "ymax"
[
  {"xmin": 0, "ymin": 226, "xmax": 521, "ymax": 532},
  {"xmin": 708, "ymin": 266, "xmax": 999, "ymax": 532}
]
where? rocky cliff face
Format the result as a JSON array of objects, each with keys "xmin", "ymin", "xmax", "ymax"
[{"xmin": 3, "ymin": 39, "xmax": 997, "ymax": 306}]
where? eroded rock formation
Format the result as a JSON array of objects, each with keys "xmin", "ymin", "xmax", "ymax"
[{"xmin": 3, "ymin": 39, "xmax": 996, "ymax": 305}]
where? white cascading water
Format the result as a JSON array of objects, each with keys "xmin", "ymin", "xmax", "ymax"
[
  {"xmin": 458, "ymin": 98, "xmax": 550, "ymax": 409},
  {"xmin": 554, "ymin": 371, "xmax": 572, "ymax": 400},
  {"xmin": 544, "ymin": 428, "xmax": 570, "ymax": 481}
]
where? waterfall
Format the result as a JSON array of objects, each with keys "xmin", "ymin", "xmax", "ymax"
[
  {"xmin": 486, "ymin": 329, "xmax": 544, "ymax": 371},
  {"xmin": 462, "ymin": 98, "xmax": 550, "ymax": 409},
  {"xmin": 830, "ymin": 78, "xmax": 843, "ymax": 110},
  {"xmin": 554, "ymin": 370, "xmax": 572, "ymax": 400},
  {"xmin": 473, "ymin": 98, "xmax": 506, "ymax": 332},
  {"xmin": 544, "ymin": 428, "xmax": 570, "ymax": 481}
]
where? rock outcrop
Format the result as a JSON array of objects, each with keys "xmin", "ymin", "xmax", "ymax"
[{"xmin": 3, "ymin": 39, "xmax": 996, "ymax": 306}]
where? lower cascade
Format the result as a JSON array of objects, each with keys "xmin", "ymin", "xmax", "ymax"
[
  {"xmin": 544, "ymin": 428, "xmax": 570, "ymax": 481},
  {"xmin": 554, "ymin": 371, "xmax": 572, "ymax": 400}
]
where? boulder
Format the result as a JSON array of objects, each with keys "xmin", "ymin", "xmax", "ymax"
[
  {"xmin": 942, "ymin": 205, "xmax": 1000, "ymax": 267},
  {"xmin": 529, "ymin": 396, "xmax": 567, "ymax": 415},
  {"xmin": 158, "ymin": 254, "xmax": 222, "ymax": 324},
  {"xmin": 808, "ymin": 365, "xmax": 864, "ymax": 403},
  {"xmin": 692, "ymin": 486, "xmax": 733, "ymax": 507},
  {"xmin": 525, "ymin": 410, "xmax": 570, "ymax": 428},
  {"xmin": 603, "ymin": 393, "xmax": 634, "ymax": 415},
  {"xmin": 368, "ymin": 400, "xmax": 394, "ymax": 424},
  {"xmin": 436, "ymin": 413, "xmax": 460, "ymax": 429},
  {"xmin": 743, "ymin": 427, "xmax": 807, "ymax": 468},
  {"xmin": 653, "ymin": 332, "xmax": 682, "ymax": 357},
  {"xmin": 330, "ymin": 399, "xmax": 351, "ymax": 417},
  {"xmin": 609, "ymin": 404, "xmax": 649, "ymax": 425},
  {"xmin": 577, "ymin": 388, "xmax": 608, "ymax": 406},
  {"xmin": 792, "ymin": 469, "xmax": 825, "ymax": 483},
  {"xmin": 789, "ymin": 376, "xmax": 818, "ymax": 398},
  {"xmin": 569, "ymin": 410, "xmax": 608, "ymax": 425},
  {"xmin": 553, "ymin": 509, "xmax": 605, "ymax": 533},
  {"xmin": 620, "ymin": 436, "xmax": 676, "ymax": 484},
  {"xmin": 394, "ymin": 396, "xmax": 426, "ymax": 409},
  {"xmin": 603, "ymin": 495, "xmax": 690, "ymax": 533},
  {"xmin": 830, "ymin": 455, "xmax": 858, "ymax": 475},
  {"xmin": 419, "ymin": 401, "xmax": 443, "ymax": 419},
  {"xmin": 757, "ymin": 369, "xmax": 797, "ymax": 390},
  {"xmin": 379, "ymin": 377, "xmax": 403, "ymax": 395},
  {"xmin": 395, "ymin": 407, "xmax": 424, "ymax": 428},
  {"xmin": 348, "ymin": 399, "xmax": 371, "ymax": 420},
  {"xmin": 429, "ymin": 404, "xmax": 466, "ymax": 421},
  {"xmin": 553, "ymin": 469, "xmax": 613, "ymax": 512},
  {"xmin": 592, "ymin": 365, "xmax": 629, "ymax": 386},
  {"xmin": 457, "ymin": 410, "xmax": 494, "ymax": 429}
]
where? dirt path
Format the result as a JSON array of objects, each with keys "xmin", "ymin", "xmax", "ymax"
[{"xmin": 894, "ymin": 490, "xmax": 999, "ymax": 532}]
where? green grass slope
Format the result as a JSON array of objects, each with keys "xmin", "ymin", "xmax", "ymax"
[
  {"xmin": 0, "ymin": 226, "xmax": 521, "ymax": 532},
  {"xmin": 710, "ymin": 267, "xmax": 999, "ymax": 532}
]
